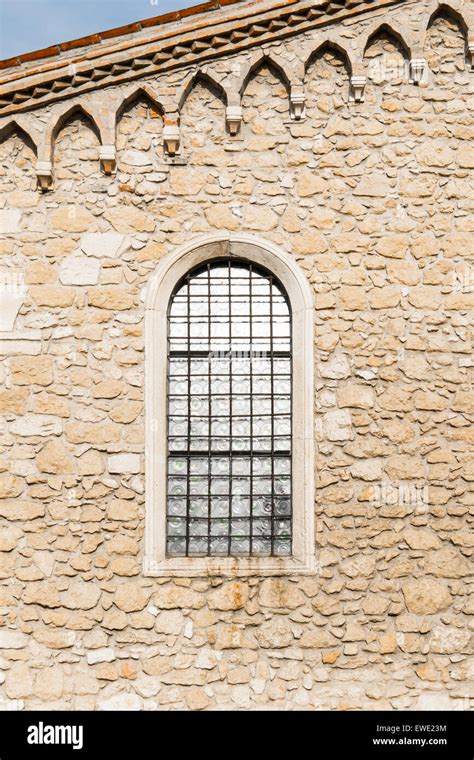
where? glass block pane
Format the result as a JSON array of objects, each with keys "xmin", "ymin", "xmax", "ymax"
[
  {"xmin": 231, "ymin": 437, "xmax": 251, "ymax": 452},
  {"xmin": 273, "ymin": 538, "xmax": 291, "ymax": 556},
  {"xmin": 253, "ymin": 477, "xmax": 272, "ymax": 495},
  {"xmin": 233, "ymin": 458, "xmax": 251, "ymax": 476},
  {"xmin": 254, "ymin": 457, "xmax": 272, "ymax": 475},
  {"xmin": 232, "ymin": 496, "xmax": 250, "ymax": 516},
  {"xmin": 253, "ymin": 518, "xmax": 272, "ymax": 537},
  {"xmin": 167, "ymin": 537, "xmax": 186, "ymax": 555},
  {"xmin": 189, "ymin": 477, "xmax": 208, "ymax": 495},
  {"xmin": 169, "ymin": 437, "xmax": 187, "ymax": 452},
  {"xmin": 231, "ymin": 477, "xmax": 250, "ymax": 495},
  {"xmin": 190, "ymin": 419, "xmax": 208, "ymax": 437},
  {"xmin": 211, "ymin": 396, "xmax": 230, "ymax": 416},
  {"xmin": 211, "ymin": 458, "xmax": 230, "ymax": 475},
  {"xmin": 168, "ymin": 498, "xmax": 186, "ymax": 516},
  {"xmin": 189, "ymin": 519, "xmax": 208, "ymax": 537},
  {"xmin": 210, "ymin": 519, "xmax": 229, "ymax": 536},
  {"xmin": 275, "ymin": 497, "xmax": 291, "ymax": 516},
  {"xmin": 231, "ymin": 538, "xmax": 250, "ymax": 554},
  {"xmin": 168, "ymin": 477, "xmax": 187, "ymax": 496},
  {"xmin": 189, "ymin": 498, "xmax": 208, "ymax": 518},
  {"xmin": 252, "ymin": 538, "xmax": 272, "ymax": 555},
  {"xmin": 209, "ymin": 538, "xmax": 230, "ymax": 555},
  {"xmin": 275, "ymin": 519, "xmax": 291, "ymax": 537},
  {"xmin": 275, "ymin": 477, "xmax": 291, "ymax": 496},
  {"xmin": 210, "ymin": 498, "xmax": 229, "ymax": 517},
  {"xmin": 167, "ymin": 517, "xmax": 186, "ymax": 536},
  {"xmin": 190, "ymin": 397, "xmax": 208, "ymax": 415},
  {"xmin": 274, "ymin": 457, "xmax": 290, "ymax": 475},
  {"xmin": 190, "ymin": 458, "xmax": 209, "ymax": 475},
  {"xmin": 188, "ymin": 537, "xmax": 208, "ymax": 554},
  {"xmin": 253, "ymin": 496, "xmax": 272, "ymax": 516},
  {"xmin": 210, "ymin": 478, "xmax": 229, "ymax": 496}
]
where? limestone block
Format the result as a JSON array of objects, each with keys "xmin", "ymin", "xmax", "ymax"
[
  {"xmin": 97, "ymin": 693, "xmax": 142, "ymax": 710},
  {"xmin": 323, "ymin": 409, "xmax": 354, "ymax": 441},
  {"xmin": 208, "ymin": 582, "xmax": 249, "ymax": 611},
  {"xmin": 122, "ymin": 150, "xmax": 152, "ymax": 166},
  {"xmin": 0, "ymin": 630, "xmax": 29, "ymax": 649},
  {"xmin": 59, "ymin": 254, "xmax": 101, "ymax": 285},
  {"xmin": 354, "ymin": 173, "xmax": 391, "ymax": 197},
  {"xmin": 62, "ymin": 580, "xmax": 101, "ymax": 610},
  {"xmin": 5, "ymin": 663, "xmax": 33, "ymax": 699},
  {"xmin": 402, "ymin": 579, "xmax": 452, "ymax": 615},
  {"xmin": 114, "ymin": 582, "xmax": 151, "ymax": 612},
  {"xmin": 205, "ymin": 204, "xmax": 239, "ymax": 230},
  {"xmin": 258, "ymin": 618, "xmax": 293, "ymax": 648},
  {"xmin": 49, "ymin": 206, "xmax": 96, "ymax": 232},
  {"xmin": 258, "ymin": 579, "xmax": 305, "ymax": 609},
  {"xmin": 0, "ymin": 525, "xmax": 22, "ymax": 551},
  {"xmin": 88, "ymin": 287, "xmax": 133, "ymax": 310},
  {"xmin": 29, "ymin": 286, "xmax": 75, "ymax": 307},
  {"xmin": 0, "ymin": 209, "xmax": 22, "ymax": 233},
  {"xmin": 0, "ymin": 501, "xmax": 44, "ymax": 520},
  {"xmin": 108, "ymin": 453, "xmax": 140, "ymax": 474},
  {"xmin": 10, "ymin": 414, "xmax": 61, "ymax": 437},
  {"xmin": 430, "ymin": 627, "xmax": 471, "ymax": 654},
  {"xmin": 402, "ymin": 528, "xmax": 441, "ymax": 550},
  {"xmin": 0, "ymin": 388, "xmax": 28, "ymax": 414},
  {"xmin": 87, "ymin": 648, "xmax": 116, "ymax": 665},
  {"xmin": 81, "ymin": 232, "xmax": 126, "ymax": 258},
  {"xmin": 104, "ymin": 207, "xmax": 155, "ymax": 233},
  {"xmin": 36, "ymin": 440, "xmax": 75, "ymax": 474},
  {"xmin": 320, "ymin": 354, "xmax": 350, "ymax": 379},
  {"xmin": 337, "ymin": 384, "xmax": 374, "ymax": 409},
  {"xmin": 153, "ymin": 585, "xmax": 203, "ymax": 610},
  {"xmin": 77, "ymin": 449, "xmax": 105, "ymax": 475},
  {"xmin": 33, "ymin": 629, "xmax": 76, "ymax": 649},
  {"xmin": 0, "ymin": 473, "xmax": 23, "ymax": 498},
  {"xmin": 34, "ymin": 667, "xmax": 64, "ymax": 700}
]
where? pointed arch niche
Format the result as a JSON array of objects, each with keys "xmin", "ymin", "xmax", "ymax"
[{"xmin": 144, "ymin": 233, "xmax": 316, "ymax": 576}]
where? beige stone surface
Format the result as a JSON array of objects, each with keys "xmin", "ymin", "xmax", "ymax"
[{"xmin": 0, "ymin": 1, "xmax": 471, "ymax": 711}]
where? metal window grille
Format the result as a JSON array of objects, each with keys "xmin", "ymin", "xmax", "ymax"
[{"xmin": 166, "ymin": 258, "xmax": 292, "ymax": 557}]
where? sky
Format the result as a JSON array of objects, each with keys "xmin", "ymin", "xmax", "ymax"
[{"xmin": 0, "ymin": 0, "xmax": 192, "ymax": 59}]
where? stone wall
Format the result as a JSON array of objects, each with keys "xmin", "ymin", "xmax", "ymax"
[{"xmin": 0, "ymin": 1, "xmax": 473, "ymax": 710}]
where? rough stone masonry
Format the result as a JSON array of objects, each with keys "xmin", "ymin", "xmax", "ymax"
[{"xmin": 0, "ymin": 0, "xmax": 473, "ymax": 710}]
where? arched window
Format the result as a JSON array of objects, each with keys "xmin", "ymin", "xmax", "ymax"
[
  {"xmin": 145, "ymin": 234, "xmax": 315, "ymax": 576},
  {"xmin": 167, "ymin": 258, "xmax": 292, "ymax": 558}
]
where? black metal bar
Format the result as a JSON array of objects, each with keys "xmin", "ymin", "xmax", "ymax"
[
  {"xmin": 227, "ymin": 257, "xmax": 232, "ymax": 556},
  {"xmin": 249, "ymin": 263, "xmax": 254, "ymax": 556},
  {"xmin": 207, "ymin": 262, "xmax": 211, "ymax": 556}
]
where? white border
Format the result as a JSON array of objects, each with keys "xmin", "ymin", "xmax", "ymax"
[{"xmin": 144, "ymin": 232, "xmax": 315, "ymax": 576}]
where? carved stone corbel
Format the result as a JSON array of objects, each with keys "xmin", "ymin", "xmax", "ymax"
[
  {"xmin": 35, "ymin": 161, "xmax": 53, "ymax": 191},
  {"xmin": 410, "ymin": 57, "xmax": 427, "ymax": 85},
  {"xmin": 290, "ymin": 85, "xmax": 305, "ymax": 120},
  {"xmin": 99, "ymin": 145, "xmax": 116, "ymax": 174},
  {"xmin": 468, "ymin": 40, "xmax": 474, "ymax": 70},
  {"xmin": 163, "ymin": 121, "xmax": 180, "ymax": 155},
  {"xmin": 350, "ymin": 75, "xmax": 366, "ymax": 103},
  {"xmin": 225, "ymin": 104, "xmax": 243, "ymax": 135}
]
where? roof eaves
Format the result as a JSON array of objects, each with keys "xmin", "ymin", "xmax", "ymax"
[{"xmin": 0, "ymin": 0, "xmax": 250, "ymax": 70}]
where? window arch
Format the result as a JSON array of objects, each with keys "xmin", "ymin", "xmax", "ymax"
[{"xmin": 145, "ymin": 234, "xmax": 315, "ymax": 576}]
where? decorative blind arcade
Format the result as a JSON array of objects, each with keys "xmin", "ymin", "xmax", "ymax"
[{"xmin": 166, "ymin": 258, "xmax": 292, "ymax": 557}]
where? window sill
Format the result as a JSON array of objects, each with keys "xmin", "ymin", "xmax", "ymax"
[{"xmin": 143, "ymin": 555, "xmax": 317, "ymax": 577}]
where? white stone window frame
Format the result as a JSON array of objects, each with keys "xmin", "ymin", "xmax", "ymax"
[{"xmin": 144, "ymin": 232, "xmax": 315, "ymax": 576}]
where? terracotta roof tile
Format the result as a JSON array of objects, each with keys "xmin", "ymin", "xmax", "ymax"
[{"xmin": 0, "ymin": 0, "xmax": 248, "ymax": 70}]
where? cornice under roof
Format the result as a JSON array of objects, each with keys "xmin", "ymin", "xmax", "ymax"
[{"xmin": 0, "ymin": 0, "xmax": 407, "ymax": 116}]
